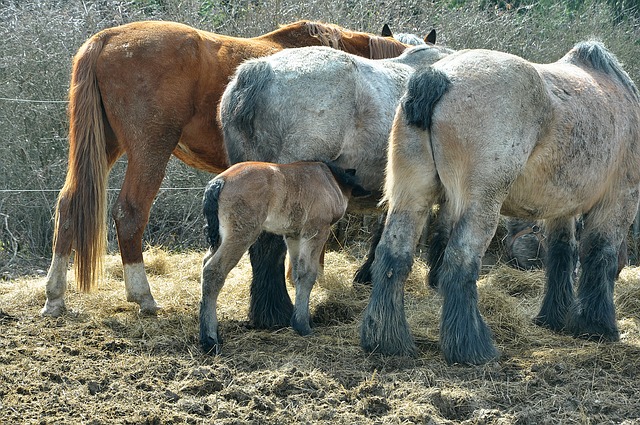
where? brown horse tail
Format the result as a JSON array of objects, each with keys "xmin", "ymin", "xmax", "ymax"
[
  {"xmin": 401, "ymin": 67, "xmax": 451, "ymax": 131},
  {"xmin": 203, "ymin": 178, "xmax": 225, "ymax": 250},
  {"xmin": 55, "ymin": 35, "xmax": 109, "ymax": 293}
]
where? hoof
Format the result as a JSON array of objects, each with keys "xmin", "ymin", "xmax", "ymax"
[
  {"xmin": 201, "ymin": 335, "xmax": 222, "ymax": 355},
  {"xmin": 138, "ymin": 300, "xmax": 161, "ymax": 316},
  {"xmin": 441, "ymin": 342, "xmax": 500, "ymax": 365},
  {"xmin": 40, "ymin": 300, "xmax": 66, "ymax": 317},
  {"xmin": 291, "ymin": 317, "xmax": 312, "ymax": 336},
  {"xmin": 533, "ymin": 312, "xmax": 566, "ymax": 333},
  {"xmin": 566, "ymin": 315, "xmax": 619, "ymax": 342},
  {"xmin": 565, "ymin": 301, "xmax": 619, "ymax": 342},
  {"xmin": 440, "ymin": 314, "xmax": 499, "ymax": 365},
  {"xmin": 360, "ymin": 312, "xmax": 417, "ymax": 357},
  {"xmin": 353, "ymin": 265, "xmax": 372, "ymax": 285}
]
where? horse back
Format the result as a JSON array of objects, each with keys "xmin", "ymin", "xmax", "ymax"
[{"xmin": 218, "ymin": 162, "xmax": 347, "ymax": 236}]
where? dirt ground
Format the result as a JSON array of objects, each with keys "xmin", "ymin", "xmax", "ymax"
[{"xmin": 1, "ymin": 248, "xmax": 639, "ymax": 424}]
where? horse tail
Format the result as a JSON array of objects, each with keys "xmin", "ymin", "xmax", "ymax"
[
  {"xmin": 203, "ymin": 178, "xmax": 225, "ymax": 250},
  {"xmin": 569, "ymin": 41, "xmax": 640, "ymax": 101},
  {"xmin": 220, "ymin": 60, "xmax": 274, "ymax": 164},
  {"xmin": 56, "ymin": 35, "xmax": 110, "ymax": 293},
  {"xmin": 401, "ymin": 67, "xmax": 451, "ymax": 131}
]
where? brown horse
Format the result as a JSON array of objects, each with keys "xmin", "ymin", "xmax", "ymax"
[
  {"xmin": 200, "ymin": 161, "xmax": 369, "ymax": 354},
  {"xmin": 41, "ymin": 20, "xmax": 411, "ymax": 317}
]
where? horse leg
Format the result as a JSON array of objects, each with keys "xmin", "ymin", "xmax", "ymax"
[
  {"xmin": 437, "ymin": 208, "xmax": 502, "ymax": 365},
  {"xmin": 360, "ymin": 209, "xmax": 429, "ymax": 357},
  {"xmin": 41, "ymin": 203, "xmax": 72, "ymax": 317},
  {"xmin": 534, "ymin": 216, "xmax": 578, "ymax": 331},
  {"xmin": 42, "ymin": 135, "xmax": 122, "ymax": 317},
  {"xmin": 248, "ymin": 232, "xmax": 293, "ymax": 328},
  {"xmin": 287, "ymin": 230, "xmax": 329, "ymax": 336},
  {"xmin": 353, "ymin": 212, "xmax": 386, "ymax": 285},
  {"xmin": 564, "ymin": 219, "xmax": 623, "ymax": 341},
  {"xmin": 200, "ymin": 234, "xmax": 257, "ymax": 354},
  {"xmin": 113, "ymin": 152, "xmax": 173, "ymax": 315},
  {"xmin": 426, "ymin": 201, "xmax": 451, "ymax": 289}
]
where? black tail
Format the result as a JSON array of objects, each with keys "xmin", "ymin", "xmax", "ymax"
[
  {"xmin": 324, "ymin": 161, "xmax": 371, "ymax": 198},
  {"xmin": 203, "ymin": 178, "xmax": 225, "ymax": 249},
  {"xmin": 402, "ymin": 67, "xmax": 451, "ymax": 131},
  {"xmin": 220, "ymin": 60, "xmax": 275, "ymax": 164}
]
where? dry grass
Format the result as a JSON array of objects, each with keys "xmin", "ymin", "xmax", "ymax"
[{"xmin": 1, "ymin": 247, "xmax": 640, "ymax": 424}]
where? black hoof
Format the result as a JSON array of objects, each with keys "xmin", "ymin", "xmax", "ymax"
[
  {"xmin": 353, "ymin": 264, "xmax": 372, "ymax": 285},
  {"xmin": 200, "ymin": 334, "xmax": 223, "ymax": 355}
]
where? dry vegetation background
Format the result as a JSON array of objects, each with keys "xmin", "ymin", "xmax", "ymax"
[{"xmin": 1, "ymin": 0, "xmax": 640, "ymax": 424}]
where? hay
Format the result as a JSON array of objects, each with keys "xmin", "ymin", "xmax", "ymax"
[{"xmin": 1, "ymin": 246, "xmax": 640, "ymax": 423}]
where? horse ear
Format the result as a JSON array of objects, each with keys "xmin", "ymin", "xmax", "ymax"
[
  {"xmin": 425, "ymin": 29, "xmax": 436, "ymax": 44},
  {"xmin": 381, "ymin": 24, "xmax": 393, "ymax": 38}
]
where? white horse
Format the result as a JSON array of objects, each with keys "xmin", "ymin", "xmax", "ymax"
[
  {"xmin": 218, "ymin": 41, "xmax": 454, "ymax": 330},
  {"xmin": 361, "ymin": 41, "xmax": 640, "ymax": 365}
]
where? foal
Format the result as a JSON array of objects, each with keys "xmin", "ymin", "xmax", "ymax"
[{"xmin": 200, "ymin": 161, "xmax": 369, "ymax": 354}]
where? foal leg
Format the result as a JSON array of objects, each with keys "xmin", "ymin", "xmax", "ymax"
[
  {"xmin": 248, "ymin": 232, "xmax": 294, "ymax": 329},
  {"xmin": 287, "ymin": 230, "xmax": 329, "ymax": 336},
  {"xmin": 534, "ymin": 216, "xmax": 578, "ymax": 331},
  {"xmin": 200, "ymin": 234, "xmax": 257, "ymax": 354}
]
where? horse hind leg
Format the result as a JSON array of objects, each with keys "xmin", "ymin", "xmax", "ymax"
[
  {"xmin": 42, "ymin": 131, "xmax": 123, "ymax": 317},
  {"xmin": 200, "ymin": 233, "xmax": 257, "ymax": 354},
  {"xmin": 426, "ymin": 200, "xmax": 452, "ymax": 289},
  {"xmin": 436, "ymin": 208, "xmax": 502, "ymax": 365},
  {"xmin": 41, "ymin": 194, "xmax": 73, "ymax": 316},
  {"xmin": 360, "ymin": 209, "xmax": 429, "ymax": 357},
  {"xmin": 534, "ymin": 216, "xmax": 578, "ymax": 332},
  {"xmin": 113, "ymin": 149, "xmax": 174, "ymax": 315},
  {"xmin": 565, "ymin": 220, "xmax": 623, "ymax": 341}
]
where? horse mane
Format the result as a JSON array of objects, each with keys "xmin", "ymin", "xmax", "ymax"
[
  {"xmin": 305, "ymin": 22, "xmax": 348, "ymax": 51},
  {"xmin": 568, "ymin": 40, "xmax": 640, "ymax": 101},
  {"xmin": 304, "ymin": 21, "xmax": 406, "ymax": 59},
  {"xmin": 368, "ymin": 35, "xmax": 407, "ymax": 59}
]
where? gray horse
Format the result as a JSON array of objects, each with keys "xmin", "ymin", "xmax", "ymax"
[
  {"xmin": 218, "ymin": 41, "xmax": 454, "ymax": 330},
  {"xmin": 361, "ymin": 41, "xmax": 640, "ymax": 365}
]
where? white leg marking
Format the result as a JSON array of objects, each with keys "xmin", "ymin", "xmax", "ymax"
[
  {"xmin": 123, "ymin": 262, "xmax": 159, "ymax": 315},
  {"xmin": 41, "ymin": 254, "xmax": 69, "ymax": 317}
]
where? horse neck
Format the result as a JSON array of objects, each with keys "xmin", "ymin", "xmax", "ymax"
[
  {"xmin": 256, "ymin": 21, "xmax": 324, "ymax": 49},
  {"xmin": 258, "ymin": 21, "xmax": 406, "ymax": 59}
]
